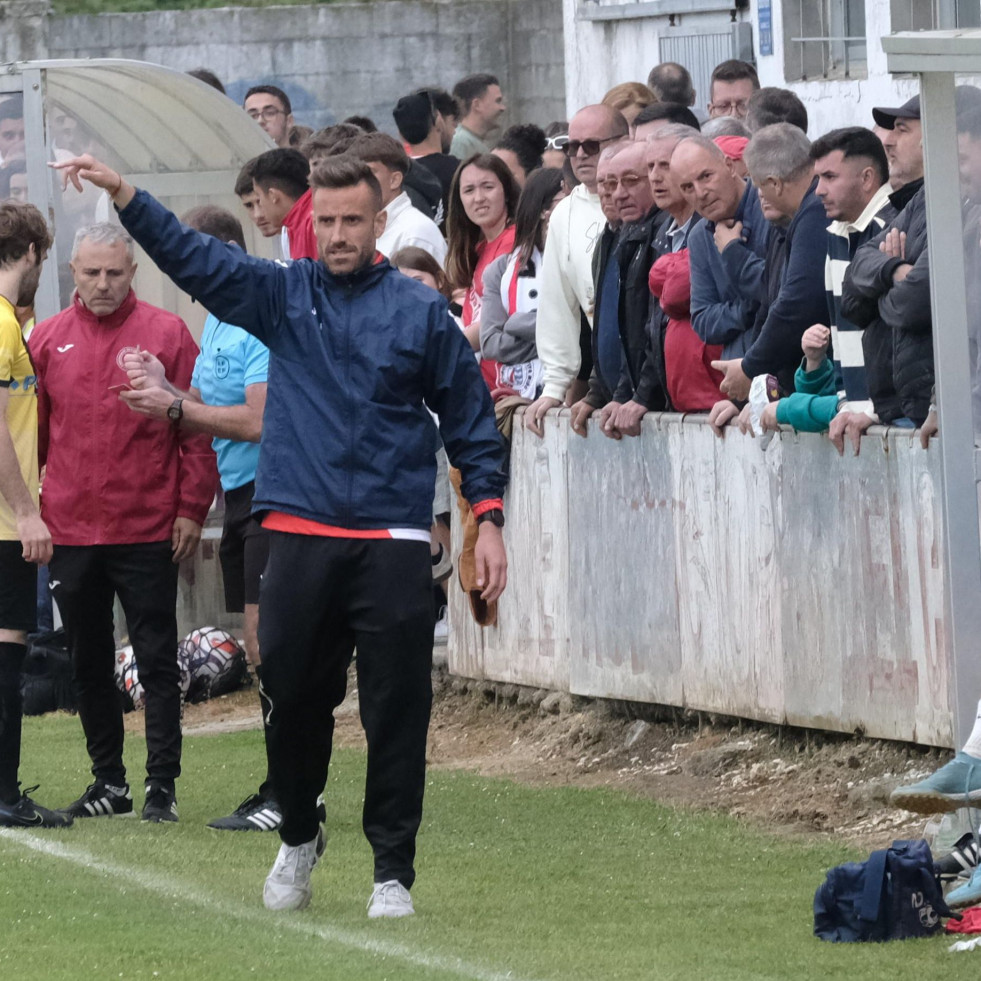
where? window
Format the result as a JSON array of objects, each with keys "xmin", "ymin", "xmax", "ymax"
[
  {"xmin": 784, "ymin": 0, "xmax": 867, "ymax": 82},
  {"xmin": 891, "ymin": 0, "xmax": 981, "ymax": 31}
]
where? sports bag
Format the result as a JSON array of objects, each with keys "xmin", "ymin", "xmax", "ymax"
[{"xmin": 814, "ymin": 839, "xmax": 957, "ymax": 942}]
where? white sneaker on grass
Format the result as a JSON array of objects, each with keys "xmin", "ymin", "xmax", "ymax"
[
  {"xmin": 367, "ymin": 879, "xmax": 414, "ymax": 919},
  {"xmin": 263, "ymin": 826, "xmax": 325, "ymax": 911}
]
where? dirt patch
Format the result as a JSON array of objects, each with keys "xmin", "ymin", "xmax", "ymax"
[{"xmin": 164, "ymin": 667, "xmax": 951, "ymax": 852}]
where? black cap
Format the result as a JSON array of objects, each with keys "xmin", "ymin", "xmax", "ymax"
[
  {"xmin": 872, "ymin": 95, "xmax": 920, "ymax": 130},
  {"xmin": 393, "ymin": 93, "xmax": 435, "ymax": 145}
]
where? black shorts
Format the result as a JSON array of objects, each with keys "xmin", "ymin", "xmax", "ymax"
[
  {"xmin": 219, "ymin": 481, "xmax": 270, "ymax": 613},
  {"xmin": 0, "ymin": 540, "xmax": 38, "ymax": 633}
]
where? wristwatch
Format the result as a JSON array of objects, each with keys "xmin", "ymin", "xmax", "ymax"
[
  {"xmin": 167, "ymin": 398, "xmax": 184, "ymax": 425},
  {"xmin": 476, "ymin": 508, "xmax": 505, "ymax": 528}
]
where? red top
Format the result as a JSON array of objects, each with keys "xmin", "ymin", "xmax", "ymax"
[
  {"xmin": 649, "ymin": 250, "xmax": 724, "ymax": 413},
  {"xmin": 283, "ymin": 188, "xmax": 318, "ymax": 261},
  {"xmin": 31, "ymin": 290, "xmax": 218, "ymax": 545},
  {"xmin": 462, "ymin": 226, "xmax": 516, "ymax": 393}
]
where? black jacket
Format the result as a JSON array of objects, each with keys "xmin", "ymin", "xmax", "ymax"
[{"xmin": 842, "ymin": 186, "xmax": 932, "ymax": 425}]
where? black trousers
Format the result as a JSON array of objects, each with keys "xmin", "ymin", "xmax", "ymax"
[
  {"xmin": 50, "ymin": 542, "xmax": 181, "ymax": 787},
  {"xmin": 259, "ymin": 533, "xmax": 434, "ymax": 889}
]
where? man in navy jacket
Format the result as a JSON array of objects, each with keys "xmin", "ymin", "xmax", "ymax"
[{"xmin": 55, "ymin": 152, "xmax": 509, "ymax": 919}]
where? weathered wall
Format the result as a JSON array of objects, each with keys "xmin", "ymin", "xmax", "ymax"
[
  {"xmin": 0, "ymin": 0, "xmax": 566, "ymax": 133},
  {"xmin": 450, "ymin": 412, "xmax": 953, "ymax": 748}
]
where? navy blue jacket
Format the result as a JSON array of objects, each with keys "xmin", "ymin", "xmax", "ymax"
[
  {"xmin": 740, "ymin": 181, "xmax": 830, "ymax": 386},
  {"xmin": 119, "ymin": 190, "xmax": 507, "ymax": 530},
  {"xmin": 689, "ymin": 178, "xmax": 770, "ymax": 360}
]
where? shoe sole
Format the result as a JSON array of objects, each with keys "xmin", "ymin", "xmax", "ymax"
[
  {"xmin": 64, "ymin": 810, "xmax": 137, "ymax": 819},
  {"xmin": 263, "ymin": 888, "xmax": 312, "ymax": 912},
  {"xmin": 367, "ymin": 907, "xmax": 414, "ymax": 919},
  {"xmin": 889, "ymin": 788, "xmax": 981, "ymax": 814}
]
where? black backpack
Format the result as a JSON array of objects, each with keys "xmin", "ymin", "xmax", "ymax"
[{"xmin": 814, "ymin": 839, "xmax": 957, "ymax": 942}]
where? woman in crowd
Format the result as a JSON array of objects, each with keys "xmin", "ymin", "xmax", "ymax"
[
  {"xmin": 479, "ymin": 167, "xmax": 566, "ymax": 402},
  {"xmin": 390, "ymin": 245, "xmax": 463, "ymax": 325},
  {"xmin": 445, "ymin": 153, "xmax": 521, "ymax": 367},
  {"xmin": 492, "ymin": 124, "xmax": 547, "ymax": 189},
  {"xmin": 601, "ymin": 81, "xmax": 657, "ymax": 127}
]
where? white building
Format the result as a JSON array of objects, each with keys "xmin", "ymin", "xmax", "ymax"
[{"xmin": 563, "ymin": 0, "xmax": 980, "ymax": 134}]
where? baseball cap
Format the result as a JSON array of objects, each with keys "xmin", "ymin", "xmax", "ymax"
[{"xmin": 872, "ymin": 95, "xmax": 920, "ymax": 130}]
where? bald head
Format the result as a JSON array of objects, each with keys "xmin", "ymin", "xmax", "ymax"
[
  {"xmin": 567, "ymin": 104, "xmax": 630, "ymax": 192},
  {"xmin": 606, "ymin": 140, "xmax": 654, "ymax": 223},
  {"xmin": 670, "ymin": 135, "xmax": 745, "ymax": 222}
]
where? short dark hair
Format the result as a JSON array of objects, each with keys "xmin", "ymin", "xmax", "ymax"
[
  {"xmin": 419, "ymin": 87, "xmax": 459, "ymax": 121},
  {"xmin": 235, "ymin": 158, "xmax": 257, "ymax": 198},
  {"xmin": 710, "ymin": 60, "xmax": 760, "ymax": 90},
  {"xmin": 251, "ymin": 148, "xmax": 310, "ymax": 201},
  {"xmin": 452, "ymin": 73, "xmax": 500, "ymax": 115},
  {"xmin": 810, "ymin": 126, "xmax": 889, "ymax": 186},
  {"xmin": 309, "ymin": 155, "xmax": 383, "ymax": 210},
  {"xmin": 0, "ymin": 96, "xmax": 24, "ymax": 125},
  {"xmin": 288, "ymin": 124, "xmax": 313, "ymax": 148},
  {"xmin": 393, "ymin": 92, "xmax": 436, "ymax": 145},
  {"xmin": 746, "ymin": 87, "xmax": 808, "ymax": 134},
  {"xmin": 300, "ymin": 124, "xmax": 366, "ymax": 162},
  {"xmin": 647, "ymin": 62, "xmax": 695, "ymax": 106},
  {"xmin": 633, "ymin": 102, "xmax": 701, "ymax": 131},
  {"xmin": 495, "ymin": 124, "xmax": 547, "ymax": 177},
  {"xmin": 958, "ymin": 106, "xmax": 981, "ymax": 142},
  {"xmin": 244, "ymin": 85, "xmax": 292, "ymax": 117},
  {"xmin": 344, "ymin": 115, "xmax": 377, "ymax": 133},
  {"xmin": 181, "ymin": 205, "xmax": 247, "ymax": 251},
  {"xmin": 0, "ymin": 200, "xmax": 51, "ymax": 268},
  {"xmin": 0, "ymin": 159, "xmax": 26, "ymax": 200},
  {"xmin": 187, "ymin": 68, "xmax": 225, "ymax": 94},
  {"xmin": 348, "ymin": 132, "xmax": 409, "ymax": 175}
]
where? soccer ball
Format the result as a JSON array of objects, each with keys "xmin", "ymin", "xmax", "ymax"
[
  {"xmin": 114, "ymin": 641, "xmax": 193, "ymax": 712},
  {"xmin": 180, "ymin": 626, "xmax": 249, "ymax": 703}
]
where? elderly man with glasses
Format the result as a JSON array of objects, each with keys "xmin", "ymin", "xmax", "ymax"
[{"xmin": 524, "ymin": 104, "xmax": 629, "ymax": 436}]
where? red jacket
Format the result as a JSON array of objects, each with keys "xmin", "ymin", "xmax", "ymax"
[
  {"xmin": 283, "ymin": 189, "xmax": 318, "ymax": 261},
  {"xmin": 31, "ymin": 290, "xmax": 218, "ymax": 545},
  {"xmin": 649, "ymin": 250, "xmax": 724, "ymax": 412}
]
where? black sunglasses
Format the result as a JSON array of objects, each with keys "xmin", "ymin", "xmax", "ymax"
[{"xmin": 564, "ymin": 136, "xmax": 618, "ymax": 157}]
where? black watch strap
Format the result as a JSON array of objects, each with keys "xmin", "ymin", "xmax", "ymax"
[{"xmin": 476, "ymin": 508, "xmax": 505, "ymax": 528}]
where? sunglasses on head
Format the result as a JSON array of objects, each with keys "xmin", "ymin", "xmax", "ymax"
[
  {"xmin": 564, "ymin": 136, "xmax": 618, "ymax": 157},
  {"xmin": 544, "ymin": 135, "xmax": 569, "ymax": 151}
]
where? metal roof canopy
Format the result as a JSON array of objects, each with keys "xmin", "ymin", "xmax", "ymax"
[
  {"xmin": 0, "ymin": 58, "xmax": 274, "ymax": 321},
  {"xmin": 882, "ymin": 32, "xmax": 981, "ymax": 749}
]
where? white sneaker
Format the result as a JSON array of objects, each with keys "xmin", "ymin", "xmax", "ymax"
[
  {"xmin": 433, "ymin": 606, "xmax": 448, "ymax": 646},
  {"xmin": 367, "ymin": 879, "xmax": 415, "ymax": 919},
  {"xmin": 263, "ymin": 826, "xmax": 325, "ymax": 911}
]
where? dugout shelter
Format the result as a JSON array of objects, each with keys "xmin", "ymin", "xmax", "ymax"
[{"xmin": 0, "ymin": 58, "xmax": 275, "ymax": 338}]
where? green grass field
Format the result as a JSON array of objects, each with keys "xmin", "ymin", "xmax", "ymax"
[{"xmin": 1, "ymin": 712, "xmax": 978, "ymax": 981}]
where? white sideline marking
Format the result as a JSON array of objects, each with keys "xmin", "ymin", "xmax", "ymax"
[{"xmin": 0, "ymin": 829, "xmax": 535, "ymax": 981}]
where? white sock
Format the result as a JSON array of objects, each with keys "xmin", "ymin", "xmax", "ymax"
[{"xmin": 962, "ymin": 699, "xmax": 981, "ymax": 758}]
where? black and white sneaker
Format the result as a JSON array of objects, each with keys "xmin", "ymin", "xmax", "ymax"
[
  {"xmin": 935, "ymin": 832, "xmax": 981, "ymax": 882},
  {"xmin": 0, "ymin": 787, "xmax": 73, "ymax": 828},
  {"xmin": 141, "ymin": 781, "xmax": 178, "ymax": 823},
  {"xmin": 61, "ymin": 780, "xmax": 134, "ymax": 819},
  {"xmin": 208, "ymin": 793, "xmax": 283, "ymax": 832}
]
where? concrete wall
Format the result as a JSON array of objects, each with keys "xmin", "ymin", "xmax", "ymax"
[
  {"xmin": 561, "ymin": 0, "xmax": 917, "ymax": 135},
  {"xmin": 449, "ymin": 412, "xmax": 953, "ymax": 748},
  {"xmin": 0, "ymin": 0, "xmax": 566, "ymax": 134}
]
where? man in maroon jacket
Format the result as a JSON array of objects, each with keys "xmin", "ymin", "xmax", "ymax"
[{"xmin": 30, "ymin": 222, "xmax": 217, "ymax": 824}]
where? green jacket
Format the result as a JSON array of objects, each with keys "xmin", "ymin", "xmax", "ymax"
[{"xmin": 775, "ymin": 358, "xmax": 839, "ymax": 432}]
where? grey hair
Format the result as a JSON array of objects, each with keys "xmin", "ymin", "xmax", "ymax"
[
  {"xmin": 669, "ymin": 132, "xmax": 726, "ymax": 162},
  {"xmin": 701, "ymin": 116, "xmax": 752, "ymax": 139},
  {"xmin": 744, "ymin": 122, "xmax": 813, "ymax": 182},
  {"xmin": 71, "ymin": 222, "xmax": 135, "ymax": 262},
  {"xmin": 646, "ymin": 123, "xmax": 702, "ymax": 147}
]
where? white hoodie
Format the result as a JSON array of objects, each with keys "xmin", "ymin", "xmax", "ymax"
[{"xmin": 535, "ymin": 184, "xmax": 606, "ymax": 401}]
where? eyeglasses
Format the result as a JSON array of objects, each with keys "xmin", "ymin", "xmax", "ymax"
[
  {"xmin": 708, "ymin": 100, "xmax": 750, "ymax": 118},
  {"xmin": 598, "ymin": 174, "xmax": 646, "ymax": 193},
  {"xmin": 545, "ymin": 135, "xmax": 569, "ymax": 151},
  {"xmin": 564, "ymin": 136, "xmax": 619, "ymax": 158},
  {"xmin": 247, "ymin": 107, "xmax": 287, "ymax": 122}
]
